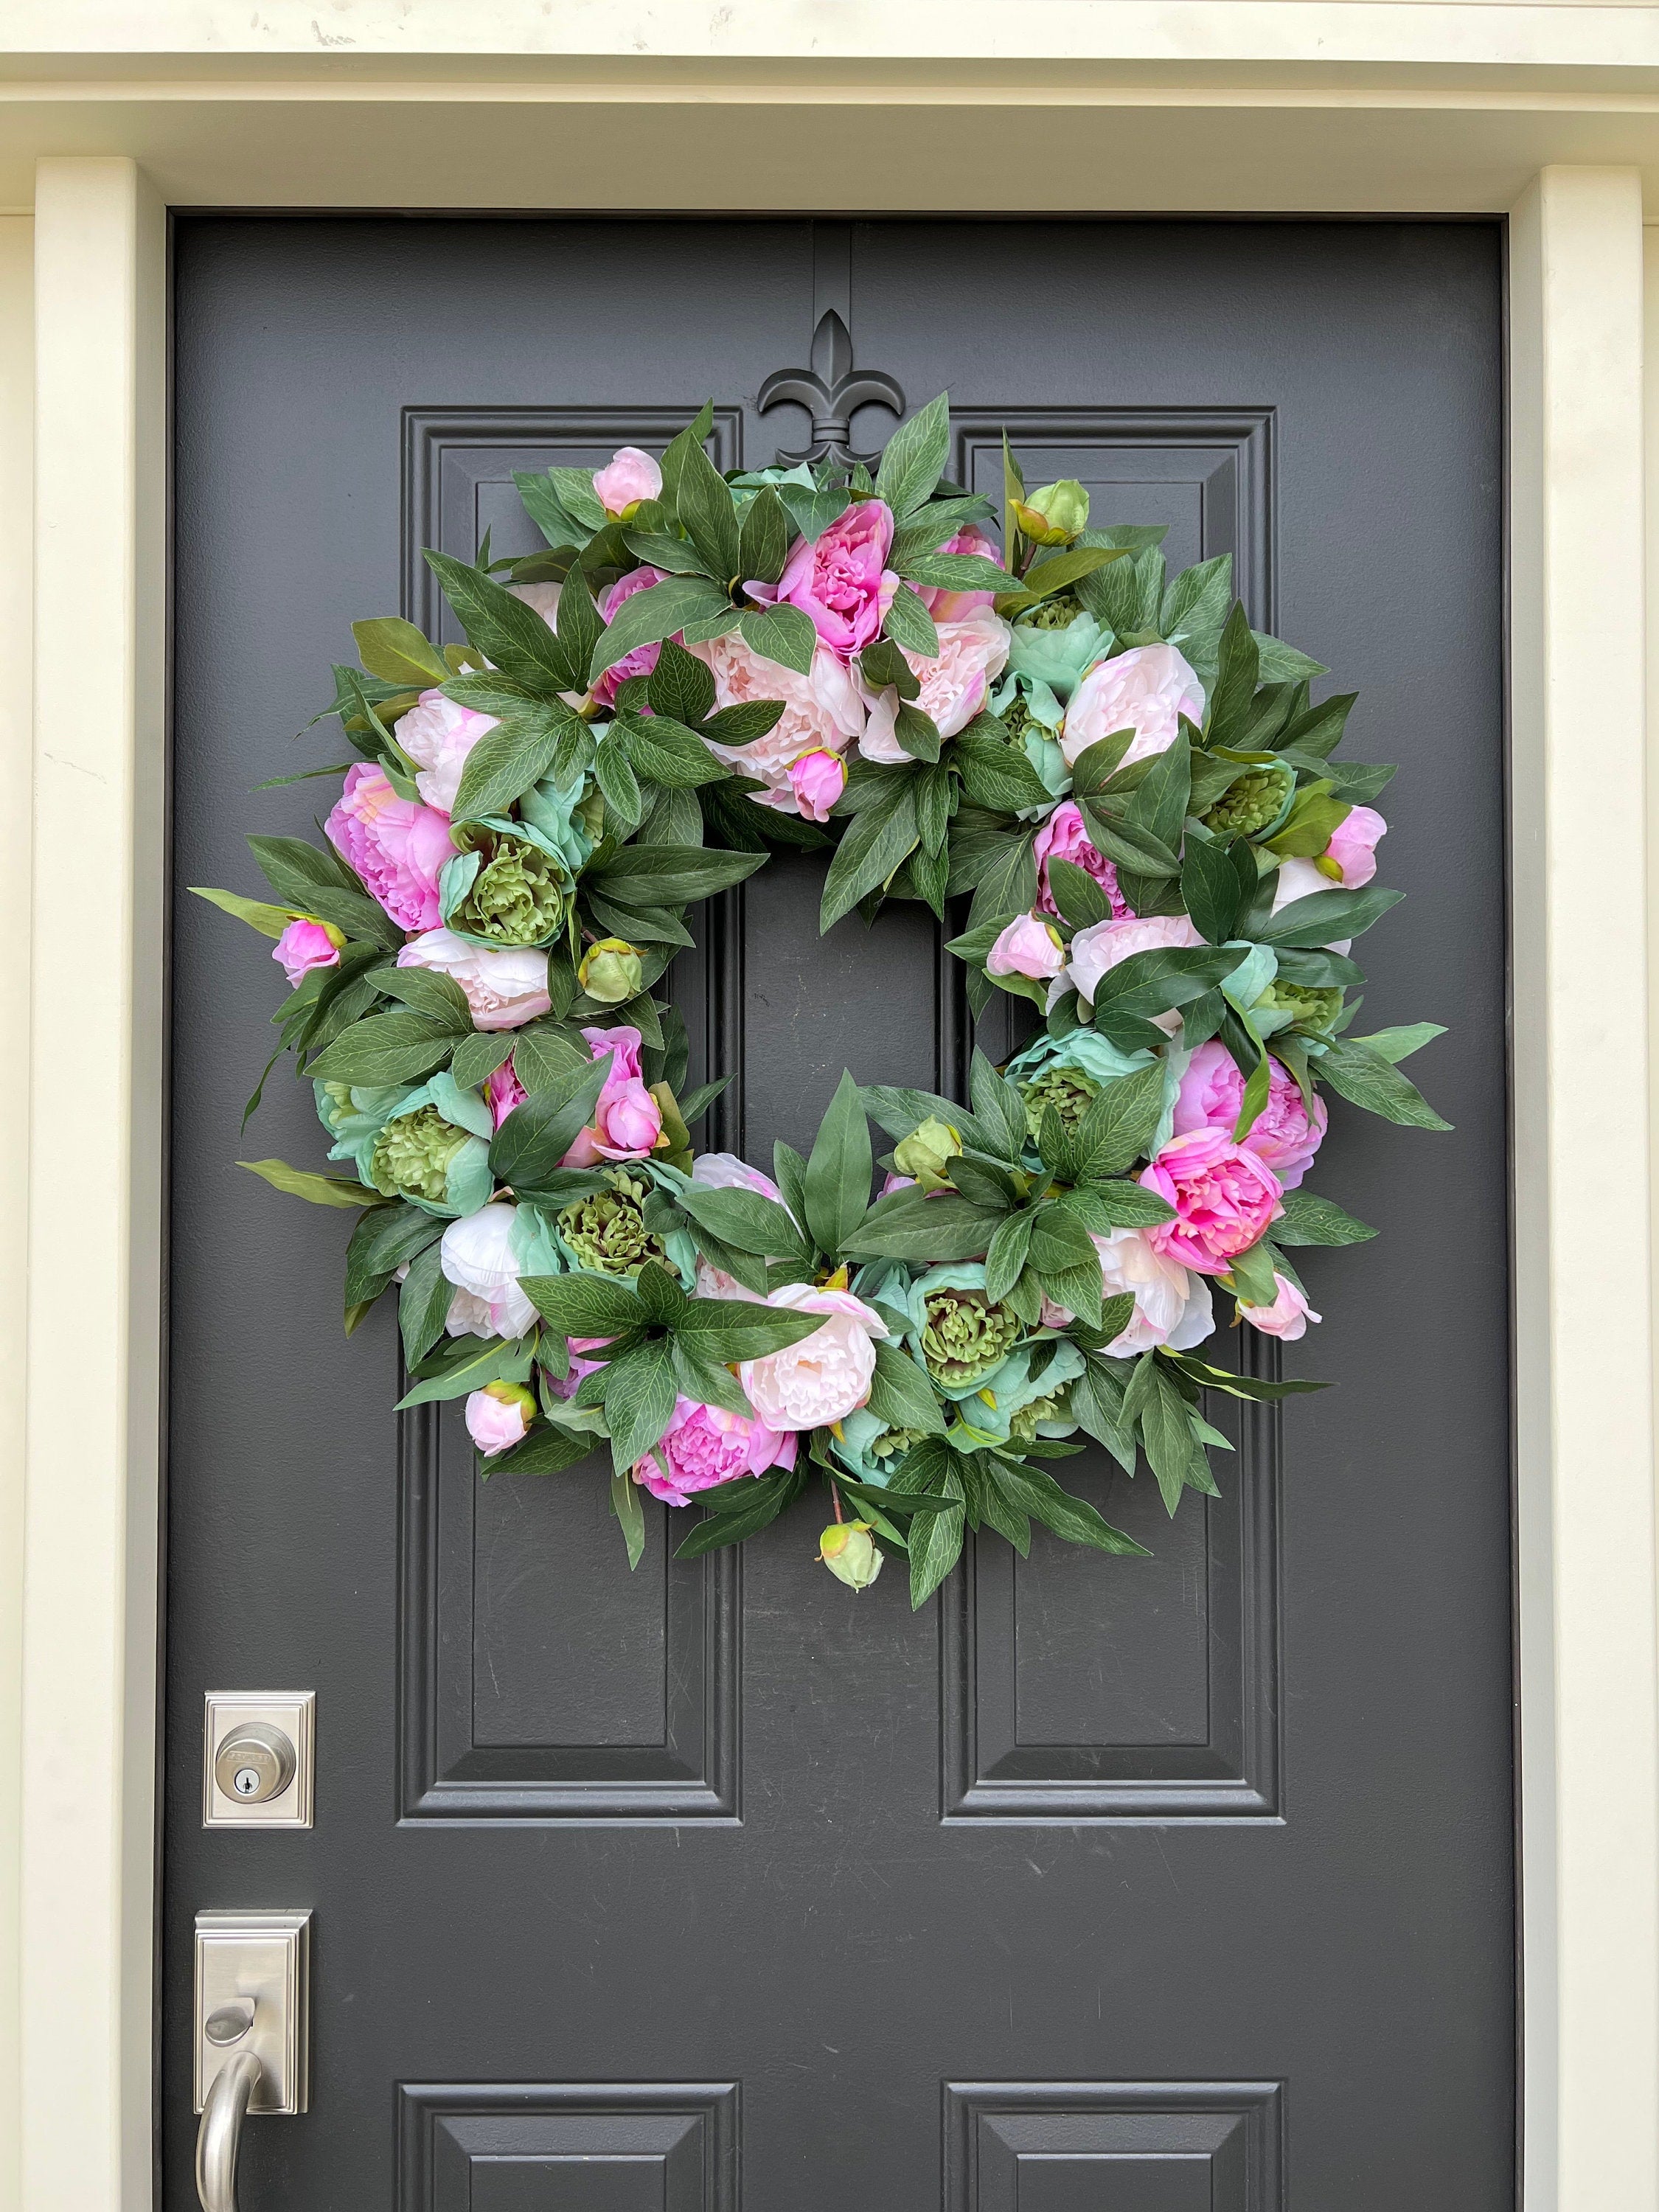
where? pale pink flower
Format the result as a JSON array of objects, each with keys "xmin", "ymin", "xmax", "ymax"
[
  {"xmin": 860, "ymin": 610, "xmax": 1012, "ymax": 761},
  {"xmin": 1141, "ymin": 1128, "xmax": 1284, "ymax": 1277},
  {"xmin": 633, "ymin": 1396, "xmax": 796, "ymax": 1507},
  {"xmin": 987, "ymin": 912, "xmax": 1065, "ymax": 981},
  {"xmin": 692, "ymin": 1153, "xmax": 785, "ymax": 1203},
  {"xmin": 544, "ymin": 1335, "xmax": 613, "ymax": 1402},
  {"xmin": 593, "ymin": 445, "xmax": 663, "ymax": 518},
  {"xmin": 755, "ymin": 498, "xmax": 897, "ymax": 655},
  {"xmin": 509, "ymin": 580, "xmax": 562, "ymax": 627},
  {"xmin": 441, "ymin": 1203, "xmax": 538, "ymax": 1339},
  {"xmin": 1033, "ymin": 801, "xmax": 1132, "ymax": 921},
  {"xmin": 396, "ymin": 689, "xmax": 500, "ymax": 817},
  {"xmin": 271, "ymin": 917, "xmax": 341, "ymax": 987},
  {"xmin": 1172, "ymin": 1040, "xmax": 1328, "ymax": 1191},
  {"xmin": 1324, "ymin": 804, "xmax": 1387, "ymax": 888},
  {"xmin": 1061, "ymin": 643, "xmax": 1205, "ymax": 771},
  {"xmin": 560, "ymin": 1025, "xmax": 663, "ymax": 1167},
  {"xmin": 1065, "ymin": 911, "xmax": 1203, "ymax": 1027},
  {"xmin": 788, "ymin": 748, "xmax": 846, "ymax": 823},
  {"xmin": 739, "ymin": 1284, "xmax": 888, "ymax": 1431},
  {"xmin": 1093, "ymin": 1227, "xmax": 1216, "ymax": 1354},
  {"xmin": 465, "ymin": 1382, "xmax": 534, "ymax": 1457},
  {"xmin": 1240, "ymin": 1273, "xmax": 1320, "ymax": 1340},
  {"xmin": 691, "ymin": 633, "xmax": 865, "ymax": 814},
  {"xmin": 914, "ymin": 525, "xmax": 1004, "ymax": 623},
  {"xmin": 486, "ymin": 1059, "xmax": 527, "ymax": 1130},
  {"xmin": 397, "ymin": 929, "xmax": 552, "ymax": 1031},
  {"xmin": 594, "ymin": 565, "xmax": 670, "ymax": 706},
  {"xmin": 325, "ymin": 762, "xmax": 453, "ymax": 931}
]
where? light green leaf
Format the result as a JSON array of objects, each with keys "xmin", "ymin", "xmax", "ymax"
[
  {"xmin": 190, "ymin": 886, "xmax": 294, "ymax": 941},
  {"xmin": 1315, "ymin": 1036, "xmax": 1453, "ymax": 1131},
  {"xmin": 239, "ymin": 1158, "xmax": 386, "ymax": 1210},
  {"xmin": 352, "ymin": 616, "xmax": 449, "ymax": 688}
]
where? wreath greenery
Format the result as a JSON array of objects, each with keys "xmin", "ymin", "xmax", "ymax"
[{"xmin": 197, "ymin": 396, "xmax": 1447, "ymax": 1604}]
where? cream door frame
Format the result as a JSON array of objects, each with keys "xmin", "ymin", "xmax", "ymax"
[{"xmin": 2, "ymin": 29, "xmax": 1656, "ymax": 2211}]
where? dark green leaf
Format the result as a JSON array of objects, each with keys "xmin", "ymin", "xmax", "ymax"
[
  {"xmin": 588, "ymin": 843, "xmax": 766, "ymax": 908},
  {"xmin": 451, "ymin": 703, "xmax": 579, "ymax": 822},
  {"xmin": 423, "ymin": 549, "xmax": 569, "ymax": 695},
  {"xmin": 306, "ymin": 1009, "xmax": 456, "ymax": 1088},
  {"xmin": 842, "ymin": 1189, "xmax": 1001, "ymax": 1263},
  {"xmin": 589, "ymin": 576, "xmax": 730, "ymax": 684},
  {"xmin": 399, "ymin": 1241, "xmax": 453, "ymax": 1368},
  {"xmin": 819, "ymin": 777, "xmax": 918, "ymax": 931},
  {"xmin": 521, "ymin": 1270, "xmax": 641, "ymax": 1337},
  {"xmin": 1256, "ymin": 883, "xmax": 1404, "ymax": 948},
  {"xmin": 737, "ymin": 484, "xmax": 790, "ymax": 586},
  {"xmin": 602, "ymin": 1342, "xmax": 678, "ymax": 1472},
  {"xmin": 674, "ymin": 1183, "xmax": 810, "ymax": 1261},
  {"xmin": 1316, "ymin": 1037, "xmax": 1453, "ymax": 1131},
  {"xmin": 866, "ymin": 1340, "xmax": 948, "ymax": 1435},
  {"xmin": 487, "ymin": 1049, "xmax": 615, "ymax": 1189},
  {"xmin": 874, "ymin": 391, "xmax": 951, "ymax": 518},
  {"xmin": 804, "ymin": 1070, "xmax": 874, "ymax": 1258},
  {"xmin": 988, "ymin": 1461, "xmax": 1149, "ymax": 1555},
  {"xmin": 738, "ymin": 602, "xmax": 817, "ymax": 677},
  {"xmin": 881, "ymin": 584, "xmax": 940, "ymax": 658}
]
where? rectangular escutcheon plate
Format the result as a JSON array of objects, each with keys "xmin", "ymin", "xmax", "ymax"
[{"xmin": 194, "ymin": 1909, "xmax": 311, "ymax": 2115}]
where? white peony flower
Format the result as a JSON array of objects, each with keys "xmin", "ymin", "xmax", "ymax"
[
  {"xmin": 691, "ymin": 634, "xmax": 865, "ymax": 813},
  {"xmin": 395, "ymin": 689, "xmax": 498, "ymax": 815},
  {"xmin": 397, "ymin": 928, "xmax": 552, "ymax": 1032},
  {"xmin": 860, "ymin": 609, "xmax": 1012, "ymax": 761},
  {"xmin": 441, "ymin": 1203, "xmax": 538, "ymax": 1340},
  {"xmin": 1092, "ymin": 1226, "xmax": 1216, "ymax": 1355},
  {"xmin": 740, "ymin": 1283, "xmax": 888, "ymax": 1431}
]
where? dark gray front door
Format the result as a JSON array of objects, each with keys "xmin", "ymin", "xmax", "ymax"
[{"xmin": 166, "ymin": 217, "xmax": 1512, "ymax": 2209}]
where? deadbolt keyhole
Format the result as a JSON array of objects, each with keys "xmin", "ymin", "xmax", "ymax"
[{"xmin": 214, "ymin": 1722, "xmax": 297, "ymax": 1807}]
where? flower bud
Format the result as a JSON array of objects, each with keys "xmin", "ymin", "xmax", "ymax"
[
  {"xmin": 578, "ymin": 938, "xmax": 645, "ymax": 1005},
  {"xmin": 465, "ymin": 1381, "xmax": 535, "ymax": 1458},
  {"xmin": 818, "ymin": 1520, "xmax": 884, "ymax": 1590},
  {"xmin": 893, "ymin": 1115, "xmax": 962, "ymax": 1192},
  {"xmin": 1015, "ymin": 479, "xmax": 1090, "ymax": 546}
]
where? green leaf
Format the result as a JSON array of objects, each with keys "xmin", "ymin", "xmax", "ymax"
[
  {"xmin": 646, "ymin": 636, "xmax": 718, "ymax": 727},
  {"xmin": 1162, "ymin": 1349, "xmax": 1329, "ymax": 1402},
  {"xmin": 511, "ymin": 1023, "xmax": 588, "ymax": 1095},
  {"xmin": 588, "ymin": 843, "xmax": 766, "ymax": 908},
  {"xmin": 702, "ymin": 699, "xmax": 786, "ymax": 748},
  {"xmin": 1071, "ymin": 1063, "xmax": 1169, "ymax": 1178},
  {"xmin": 874, "ymin": 391, "xmax": 951, "ymax": 518},
  {"xmin": 589, "ymin": 576, "xmax": 730, "ymax": 684},
  {"xmin": 521, "ymin": 1272, "xmax": 640, "ymax": 1337},
  {"xmin": 953, "ymin": 726, "xmax": 1052, "ymax": 813},
  {"xmin": 601, "ymin": 1342, "xmax": 678, "ymax": 1473},
  {"xmin": 983, "ymin": 1210, "xmax": 1035, "ymax": 1305},
  {"xmin": 1273, "ymin": 1189, "xmax": 1377, "ymax": 1248},
  {"xmin": 1353, "ymin": 1022, "xmax": 1446, "ymax": 1065},
  {"xmin": 819, "ymin": 777, "xmax": 918, "ymax": 931},
  {"xmin": 189, "ymin": 885, "xmax": 293, "ymax": 940},
  {"xmin": 1257, "ymin": 883, "xmax": 1403, "ymax": 949},
  {"xmin": 1087, "ymin": 945, "xmax": 1245, "ymax": 1046},
  {"xmin": 399, "ymin": 1242, "xmax": 454, "ymax": 1368},
  {"xmin": 449, "ymin": 1031, "xmax": 517, "ymax": 1091},
  {"xmin": 489, "ymin": 1049, "xmax": 616, "ymax": 1189},
  {"xmin": 880, "ymin": 584, "xmax": 940, "ymax": 658},
  {"xmin": 591, "ymin": 734, "xmax": 644, "ymax": 828},
  {"xmin": 1138, "ymin": 1358, "xmax": 1210, "ymax": 1514},
  {"xmin": 485, "ymin": 1424, "xmax": 598, "ymax": 1478},
  {"xmin": 675, "ymin": 1298, "xmax": 823, "ymax": 1360},
  {"xmin": 673, "ymin": 433, "xmax": 742, "ymax": 579},
  {"xmin": 675, "ymin": 1183, "xmax": 809, "ymax": 1262},
  {"xmin": 968, "ymin": 1049, "xmax": 1027, "ymax": 1163},
  {"xmin": 246, "ymin": 835, "xmax": 403, "ymax": 951},
  {"xmin": 1044, "ymin": 857, "xmax": 1110, "ymax": 931},
  {"xmin": 738, "ymin": 484, "xmax": 790, "ymax": 587},
  {"xmin": 908, "ymin": 1472, "xmax": 967, "ymax": 1607},
  {"xmin": 1225, "ymin": 1235, "xmax": 1279, "ymax": 1307},
  {"xmin": 306, "ymin": 1009, "xmax": 456, "ymax": 1088},
  {"xmin": 738, "ymin": 603, "xmax": 817, "ymax": 676},
  {"xmin": 866, "ymin": 1340, "xmax": 948, "ymax": 1435},
  {"xmin": 367, "ymin": 964, "xmax": 472, "ymax": 1031},
  {"xmin": 397, "ymin": 1337, "xmax": 532, "ymax": 1408},
  {"xmin": 803, "ymin": 1071, "xmax": 874, "ymax": 1258},
  {"xmin": 1124, "ymin": 729, "xmax": 1191, "ymax": 857},
  {"xmin": 1027, "ymin": 1200, "xmax": 1100, "ymax": 1278},
  {"xmin": 842, "ymin": 1189, "xmax": 1002, "ymax": 1264},
  {"xmin": 1316, "ymin": 1037, "xmax": 1453, "ymax": 1131},
  {"xmin": 610, "ymin": 1467, "xmax": 647, "ymax": 1567},
  {"xmin": 674, "ymin": 1470, "xmax": 801, "ymax": 1557},
  {"xmin": 238, "ymin": 1158, "xmax": 386, "ymax": 1210},
  {"xmin": 344, "ymin": 1198, "xmax": 445, "ymax": 1309},
  {"xmin": 1206, "ymin": 602, "xmax": 1260, "ymax": 742},
  {"xmin": 988, "ymin": 1462, "xmax": 1149, "ymax": 1556},
  {"xmin": 619, "ymin": 712, "xmax": 727, "ymax": 790},
  {"xmin": 1233, "ymin": 1046, "xmax": 1273, "ymax": 1144},
  {"xmin": 777, "ymin": 484, "xmax": 851, "ymax": 543},
  {"xmin": 352, "ymin": 616, "xmax": 449, "ymax": 687},
  {"xmin": 1180, "ymin": 833, "xmax": 1255, "ymax": 947},
  {"xmin": 423, "ymin": 550, "xmax": 570, "ymax": 695},
  {"xmin": 451, "ymin": 703, "xmax": 579, "ymax": 823},
  {"xmin": 1065, "ymin": 1180, "xmax": 1175, "ymax": 1230},
  {"xmin": 894, "ymin": 549, "xmax": 1019, "ymax": 592}
]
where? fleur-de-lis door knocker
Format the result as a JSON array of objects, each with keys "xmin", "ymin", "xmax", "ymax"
[{"xmin": 757, "ymin": 308, "xmax": 905, "ymax": 470}]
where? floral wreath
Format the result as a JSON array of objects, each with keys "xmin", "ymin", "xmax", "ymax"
[{"xmin": 198, "ymin": 399, "xmax": 1447, "ymax": 1604}]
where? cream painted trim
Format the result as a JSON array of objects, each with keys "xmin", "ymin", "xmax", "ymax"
[{"xmin": 21, "ymin": 159, "xmax": 165, "ymax": 2212}]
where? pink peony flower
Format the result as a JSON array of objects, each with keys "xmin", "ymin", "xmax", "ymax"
[
  {"xmin": 594, "ymin": 565, "xmax": 671, "ymax": 706},
  {"xmin": 1061, "ymin": 643, "xmax": 1205, "ymax": 771},
  {"xmin": 633, "ymin": 1395, "xmax": 796, "ymax": 1507},
  {"xmin": 397, "ymin": 929, "xmax": 552, "ymax": 1031},
  {"xmin": 1140, "ymin": 1127, "xmax": 1284, "ymax": 1276},
  {"xmin": 1239, "ymin": 1273, "xmax": 1321, "ymax": 1340},
  {"xmin": 544, "ymin": 1335, "xmax": 613, "ymax": 1402},
  {"xmin": 593, "ymin": 445, "xmax": 662, "ymax": 518},
  {"xmin": 486, "ymin": 1058, "xmax": 527, "ymax": 1130},
  {"xmin": 465, "ymin": 1382, "xmax": 535, "ymax": 1457},
  {"xmin": 325, "ymin": 762, "xmax": 453, "ymax": 931},
  {"xmin": 1033, "ymin": 801, "xmax": 1132, "ymax": 922},
  {"xmin": 1324, "ymin": 804, "xmax": 1387, "ymax": 888},
  {"xmin": 987, "ymin": 912, "xmax": 1066, "ymax": 981},
  {"xmin": 914, "ymin": 524, "xmax": 1003, "ymax": 622},
  {"xmin": 560, "ymin": 1025, "xmax": 664, "ymax": 1167},
  {"xmin": 739, "ymin": 1284, "xmax": 888, "ymax": 1431},
  {"xmin": 692, "ymin": 633, "xmax": 865, "ymax": 813},
  {"xmin": 788, "ymin": 748, "xmax": 846, "ymax": 823},
  {"xmin": 1172, "ymin": 1040, "xmax": 1328, "ymax": 1191},
  {"xmin": 692, "ymin": 1152, "xmax": 785, "ymax": 1203},
  {"xmin": 860, "ymin": 610, "xmax": 1012, "ymax": 760},
  {"xmin": 759, "ymin": 498, "xmax": 897, "ymax": 655},
  {"xmin": 271, "ymin": 917, "xmax": 341, "ymax": 987},
  {"xmin": 396, "ymin": 689, "xmax": 500, "ymax": 817},
  {"xmin": 1065, "ymin": 911, "xmax": 1203, "ymax": 1026}
]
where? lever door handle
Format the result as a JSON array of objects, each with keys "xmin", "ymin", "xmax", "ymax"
[
  {"xmin": 192, "ymin": 1910, "xmax": 310, "ymax": 2211},
  {"xmin": 196, "ymin": 2047, "xmax": 262, "ymax": 2212}
]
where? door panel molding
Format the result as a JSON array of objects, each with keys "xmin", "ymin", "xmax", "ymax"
[
  {"xmin": 397, "ymin": 2082, "xmax": 738, "ymax": 2211},
  {"xmin": 945, "ymin": 2080, "xmax": 1284, "ymax": 2211}
]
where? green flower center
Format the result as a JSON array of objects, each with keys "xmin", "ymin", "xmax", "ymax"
[
  {"xmin": 454, "ymin": 833, "xmax": 568, "ymax": 947},
  {"xmin": 1022, "ymin": 591, "xmax": 1085, "ymax": 631},
  {"xmin": 919, "ymin": 1287, "xmax": 1023, "ymax": 1389},
  {"xmin": 369, "ymin": 1105, "xmax": 467, "ymax": 1204},
  {"xmin": 1203, "ymin": 764, "xmax": 1295, "ymax": 839},
  {"xmin": 1020, "ymin": 1065, "xmax": 1100, "ymax": 1138},
  {"xmin": 1259, "ymin": 979, "xmax": 1342, "ymax": 1034},
  {"xmin": 1009, "ymin": 1389, "xmax": 1067, "ymax": 1444},
  {"xmin": 558, "ymin": 1171, "xmax": 669, "ymax": 1279},
  {"xmin": 868, "ymin": 1425, "xmax": 923, "ymax": 1467}
]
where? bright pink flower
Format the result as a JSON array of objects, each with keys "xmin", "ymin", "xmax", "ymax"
[
  {"xmin": 544, "ymin": 1335, "xmax": 613, "ymax": 1402},
  {"xmin": 594, "ymin": 565, "xmax": 671, "ymax": 706},
  {"xmin": 762, "ymin": 498, "xmax": 897, "ymax": 655},
  {"xmin": 1324, "ymin": 804, "xmax": 1387, "ymax": 888},
  {"xmin": 560, "ymin": 1025, "xmax": 664, "ymax": 1166},
  {"xmin": 634, "ymin": 1395, "xmax": 797, "ymax": 1507},
  {"xmin": 860, "ymin": 611, "xmax": 1011, "ymax": 758},
  {"xmin": 1239, "ymin": 1273, "xmax": 1320, "ymax": 1340},
  {"xmin": 987, "ymin": 912, "xmax": 1065, "ymax": 981},
  {"xmin": 486, "ymin": 1058, "xmax": 527, "ymax": 1130},
  {"xmin": 271, "ymin": 917, "xmax": 341, "ymax": 987},
  {"xmin": 593, "ymin": 445, "xmax": 662, "ymax": 517},
  {"xmin": 1033, "ymin": 801, "xmax": 1132, "ymax": 921},
  {"xmin": 1172, "ymin": 1040, "xmax": 1328, "ymax": 1191},
  {"xmin": 396, "ymin": 689, "xmax": 498, "ymax": 815},
  {"xmin": 1141, "ymin": 1127, "xmax": 1284, "ymax": 1276},
  {"xmin": 787, "ymin": 748, "xmax": 846, "ymax": 823},
  {"xmin": 325, "ymin": 762, "xmax": 453, "ymax": 931},
  {"xmin": 914, "ymin": 525, "xmax": 1003, "ymax": 622},
  {"xmin": 465, "ymin": 1382, "xmax": 534, "ymax": 1457}
]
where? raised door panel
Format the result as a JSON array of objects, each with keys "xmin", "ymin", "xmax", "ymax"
[
  {"xmin": 400, "ymin": 2085, "xmax": 737, "ymax": 2211},
  {"xmin": 945, "ymin": 2083, "xmax": 1282, "ymax": 2212}
]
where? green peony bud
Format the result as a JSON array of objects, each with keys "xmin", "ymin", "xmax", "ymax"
[
  {"xmin": 818, "ymin": 1520, "xmax": 883, "ymax": 1590},
  {"xmin": 1203, "ymin": 762, "xmax": 1295, "ymax": 841},
  {"xmin": 1022, "ymin": 591, "xmax": 1085, "ymax": 631},
  {"xmin": 1020, "ymin": 1065, "xmax": 1101, "ymax": 1139},
  {"xmin": 893, "ymin": 1115, "xmax": 962, "ymax": 1192},
  {"xmin": 917, "ymin": 1284, "xmax": 1024, "ymax": 1391},
  {"xmin": 577, "ymin": 937, "xmax": 644, "ymax": 1005},
  {"xmin": 557, "ymin": 1169, "xmax": 672, "ymax": 1279},
  {"xmin": 1014, "ymin": 479, "xmax": 1089, "ymax": 545},
  {"xmin": 369, "ymin": 1103, "xmax": 469, "ymax": 1205},
  {"xmin": 1255, "ymin": 978, "xmax": 1342, "ymax": 1034},
  {"xmin": 451, "ymin": 831, "xmax": 568, "ymax": 947}
]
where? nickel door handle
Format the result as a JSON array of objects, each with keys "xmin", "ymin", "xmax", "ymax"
[
  {"xmin": 193, "ymin": 1910, "xmax": 311, "ymax": 2211},
  {"xmin": 196, "ymin": 2037, "xmax": 262, "ymax": 2212}
]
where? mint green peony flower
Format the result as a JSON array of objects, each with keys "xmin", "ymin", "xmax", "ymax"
[
  {"xmin": 830, "ymin": 1408, "xmax": 927, "ymax": 1488},
  {"xmin": 439, "ymin": 817, "xmax": 574, "ymax": 950},
  {"xmin": 945, "ymin": 1340, "xmax": 1085, "ymax": 1449},
  {"xmin": 370, "ymin": 1104, "xmax": 467, "ymax": 1204},
  {"xmin": 901, "ymin": 1263, "xmax": 1025, "ymax": 1399},
  {"xmin": 318, "ymin": 1070, "xmax": 493, "ymax": 1217},
  {"xmin": 1203, "ymin": 762, "xmax": 1295, "ymax": 840},
  {"xmin": 1006, "ymin": 1028, "xmax": 1162, "ymax": 1147},
  {"xmin": 554, "ymin": 1165, "xmax": 698, "ymax": 1284}
]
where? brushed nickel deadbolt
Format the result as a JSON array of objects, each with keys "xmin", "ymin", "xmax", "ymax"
[
  {"xmin": 215, "ymin": 1724, "xmax": 296, "ymax": 1805},
  {"xmin": 203, "ymin": 1694, "xmax": 314, "ymax": 1829}
]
